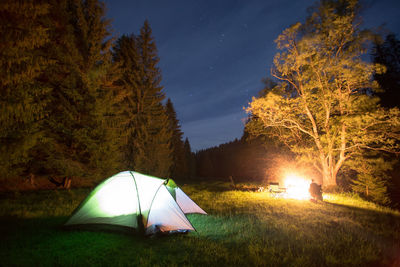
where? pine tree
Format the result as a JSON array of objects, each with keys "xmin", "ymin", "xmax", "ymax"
[
  {"xmin": 113, "ymin": 34, "xmax": 141, "ymax": 169},
  {"xmin": 350, "ymin": 154, "xmax": 392, "ymax": 205},
  {"xmin": 0, "ymin": 1, "xmax": 51, "ymax": 177},
  {"xmin": 72, "ymin": 0, "xmax": 122, "ymax": 177},
  {"xmin": 166, "ymin": 98, "xmax": 186, "ymax": 179},
  {"xmin": 113, "ymin": 21, "xmax": 172, "ymax": 177},
  {"xmin": 40, "ymin": 0, "xmax": 121, "ymax": 180},
  {"xmin": 135, "ymin": 21, "xmax": 172, "ymax": 177},
  {"xmin": 183, "ymin": 138, "xmax": 195, "ymax": 179}
]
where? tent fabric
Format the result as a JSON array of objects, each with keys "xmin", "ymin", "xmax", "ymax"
[
  {"xmin": 131, "ymin": 172, "xmax": 165, "ymax": 222},
  {"xmin": 175, "ymin": 188, "xmax": 207, "ymax": 215},
  {"xmin": 165, "ymin": 179, "xmax": 178, "ymax": 199},
  {"xmin": 65, "ymin": 172, "xmax": 139, "ymax": 228},
  {"xmin": 65, "ymin": 171, "xmax": 205, "ymax": 234},
  {"xmin": 145, "ymin": 185, "xmax": 194, "ymax": 234}
]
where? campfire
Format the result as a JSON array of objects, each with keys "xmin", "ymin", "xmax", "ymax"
[
  {"xmin": 266, "ymin": 172, "xmax": 312, "ymax": 200},
  {"xmin": 283, "ymin": 173, "xmax": 311, "ymax": 200}
]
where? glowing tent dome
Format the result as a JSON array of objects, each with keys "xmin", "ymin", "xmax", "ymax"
[{"xmin": 65, "ymin": 171, "xmax": 206, "ymax": 235}]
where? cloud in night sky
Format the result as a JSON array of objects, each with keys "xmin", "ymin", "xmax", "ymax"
[{"xmin": 103, "ymin": 0, "xmax": 400, "ymax": 151}]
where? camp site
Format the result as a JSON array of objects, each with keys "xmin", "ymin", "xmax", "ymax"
[{"xmin": 1, "ymin": 0, "xmax": 400, "ymax": 266}]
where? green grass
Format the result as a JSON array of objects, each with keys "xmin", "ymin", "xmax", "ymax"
[{"xmin": 1, "ymin": 181, "xmax": 400, "ymax": 266}]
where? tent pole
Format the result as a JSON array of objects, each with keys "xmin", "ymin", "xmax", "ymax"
[{"xmin": 130, "ymin": 171, "xmax": 144, "ymax": 233}]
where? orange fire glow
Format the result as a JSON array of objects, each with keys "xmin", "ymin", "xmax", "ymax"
[{"xmin": 283, "ymin": 173, "xmax": 311, "ymax": 200}]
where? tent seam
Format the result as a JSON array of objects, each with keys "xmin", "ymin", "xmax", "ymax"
[
  {"xmin": 144, "ymin": 182, "xmax": 166, "ymax": 230},
  {"xmin": 173, "ymin": 188, "xmax": 198, "ymax": 232},
  {"xmin": 130, "ymin": 171, "xmax": 142, "ymax": 230}
]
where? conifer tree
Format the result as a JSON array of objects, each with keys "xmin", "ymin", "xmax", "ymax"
[
  {"xmin": 166, "ymin": 98, "xmax": 186, "ymax": 179},
  {"xmin": 372, "ymin": 34, "xmax": 400, "ymax": 108},
  {"xmin": 0, "ymin": 1, "xmax": 51, "ymax": 177},
  {"xmin": 113, "ymin": 34, "xmax": 141, "ymax": 169},
  {"xmin": 349, "ymin": 154, "xmax": 392, "ymax": 205},
  {"xmin": 36, "ymin": 0, "xmax": 82, "ymax": 178},
  {"xmin": 134, "ymin": 21, "xmax": 172, "ymax": 177},
  {"xmin": 40, "ymin": 0, "xmax": 121, "ymax": 180},
  {"xmin": 72, "ymin": 0, "xmax": 122, "ymax": 177},
  {"xmin": 183, "ymin": 138, "xmax": 196, "ymax": 179},
  {"xmin": 113, "ymin": 21, "xmax": 172, "ymax": 177}
]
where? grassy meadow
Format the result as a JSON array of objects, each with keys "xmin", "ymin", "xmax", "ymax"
[{"xmin": 1, "ymin": 181, "xmax": 400, "ymax": 266}]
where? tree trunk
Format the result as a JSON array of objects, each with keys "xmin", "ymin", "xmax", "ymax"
[
  {"xmin": 321, "ymin": 159, "xmax": 337, "ymax": 187},
  {"xmin": 29, "ymin": 173, "xmax": 35, "ymax": 186}
]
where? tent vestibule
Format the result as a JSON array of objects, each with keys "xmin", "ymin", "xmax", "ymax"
[{"xmin": 65, "ymin": 171, "xmax": 206, "ymax": 235}]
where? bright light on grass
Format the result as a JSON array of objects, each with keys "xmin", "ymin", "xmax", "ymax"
[{"xmin": 284, "ymin": 173, "xmax": 311, "ymax": 200}]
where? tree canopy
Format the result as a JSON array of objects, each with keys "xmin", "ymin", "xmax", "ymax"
[
  {"xmin": 0, "ymin": 0, "xmax": 51, "ymax": 176},
  {"xmin": 0, "ymin": 0, "xmax": 189, "ymax": 187},
  {"xmin": 246, "ymin": 0, "xmax": 400, "ymax": 187},
  {"xmin": 113, "ymin": 22, "xmax": 173, "ymax": 178}
]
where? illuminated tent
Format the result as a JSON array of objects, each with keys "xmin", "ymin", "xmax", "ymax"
[{"xmin": 65, "ymin": 171, "xmax": 206, "ymax": 235}]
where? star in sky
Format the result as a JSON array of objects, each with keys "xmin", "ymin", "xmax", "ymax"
[{"xmin": 104, "ymin": 0, "xmax": 400, "ymax": 151}]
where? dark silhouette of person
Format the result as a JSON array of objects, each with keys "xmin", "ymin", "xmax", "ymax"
[{"xmin": 309, "ymin": 179, "xmax": 322, "ymax": 201}]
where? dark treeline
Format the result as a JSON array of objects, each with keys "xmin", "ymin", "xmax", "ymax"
[
  {"xmin": 195, "ymin": 137, "xmax": 267, "ymax": 183},
  {"xmin": 0, "ymin": 0, "xmax": 193, "ymax": 188},
  {"xmin": 194, "ymin": 134, "xmax": 293, "ymax": 184},
  {"xmin": 372, "ymin": 33, "xmax": 400, "ymax": 109}
]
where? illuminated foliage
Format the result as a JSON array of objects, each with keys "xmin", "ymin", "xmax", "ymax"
[
  {"xmin": 348, "ymin": 153, "xmax": 392, "ymax": 205},
  {"xmin": 39, "ymin": 0, "xmax": 121, "ymax": 179},
  {"xmin": 246, "ymin": 0, "xmax": 400, "ymax": 187},
  {"xmin": 0, "ymin": 1, "xmax": 178, "ymax": 182},
  {"xmin": 0, "ymin": 1, "xmax": 51, "ymax": 176}
]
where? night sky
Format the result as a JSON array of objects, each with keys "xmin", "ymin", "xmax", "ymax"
[{"xmin": 103, "ymin": 0, "xmax": 400, "ymax": 151}]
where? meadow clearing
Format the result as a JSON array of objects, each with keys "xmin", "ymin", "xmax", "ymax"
[{"xmin": 1, "ymin": 181, "xmax": 399, "ymax": 266}]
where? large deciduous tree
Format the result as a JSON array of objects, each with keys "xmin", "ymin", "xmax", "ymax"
[{"xmin": 246, "ymin": 0, "xmax": 400, "ymax": 187}]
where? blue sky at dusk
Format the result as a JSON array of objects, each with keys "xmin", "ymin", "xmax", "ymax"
[{"xmin": 103, "ymin": 0, "xmax": 400, "ymax": 151}]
